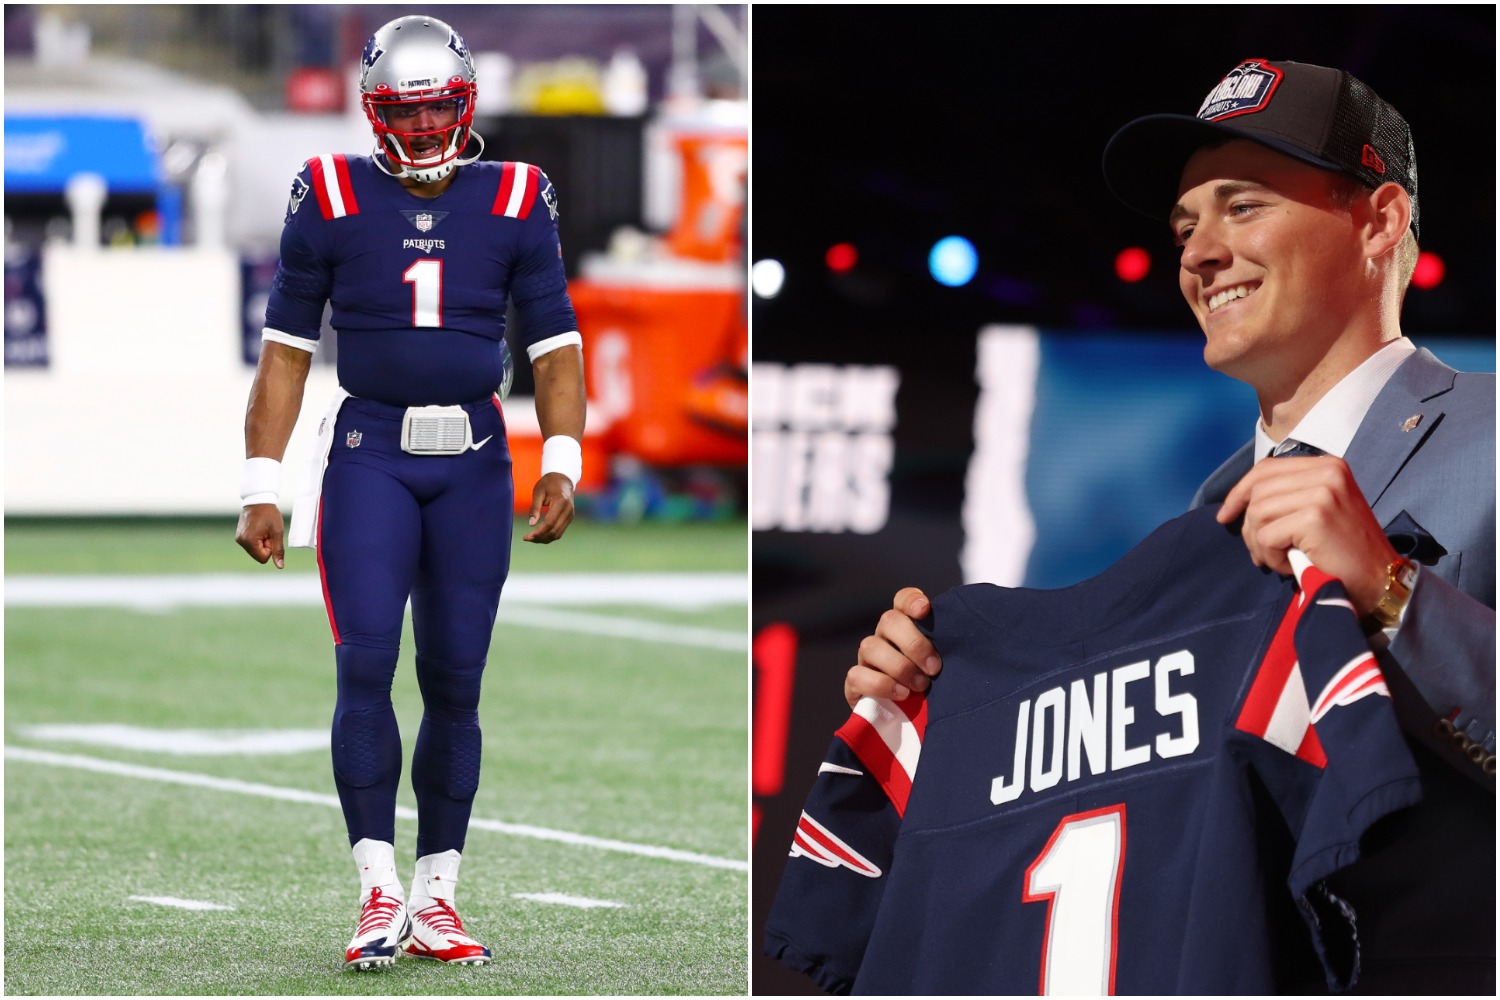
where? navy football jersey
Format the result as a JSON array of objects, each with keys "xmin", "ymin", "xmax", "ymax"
[
  {"xmin": 264, "ymin": 154, "xmax": 578, "ymax": 406},
  {"xmin": 764, "ymin": 505, "xmax": 1422, "ymax": 995}
]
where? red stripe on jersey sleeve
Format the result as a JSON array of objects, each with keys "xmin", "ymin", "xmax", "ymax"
[
  {"xmin": 1235, "ymin": 590, "xmax": 1306, "ymax": 734},
  {"xmin": 837, "ymin": 711, "xmax": 916, "ymax": 818},
  {"xmin": 493, "ymin": 162, "xmax": 541, "ymax": 218},
  {"xmin": 515, "ymin": 163, "xmax": 540, "ymax": 219},
  {"xmin": 307, "ymin": 157, "xmax": 335, "ymax": 221}
]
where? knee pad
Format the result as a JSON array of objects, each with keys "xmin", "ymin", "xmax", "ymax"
[
  {"xmin": 332, "ymin": 706, "xmax": 399, "ymax": 789},
  {"xmin": 445, "ymin": 723, "xmax": 483, "ymax": 799}
]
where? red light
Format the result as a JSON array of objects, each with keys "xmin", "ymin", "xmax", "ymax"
[
  {"xmin": 1114, "ymin": 247, "xmax": 1150, "ymax": 283},
  {"xmin": 1411, "ymin": 251, "xmax": 1445, "ymax": 290},
  {"xmin": 825, "ymin": 242, "xmax": 858, "ymax": 273}
]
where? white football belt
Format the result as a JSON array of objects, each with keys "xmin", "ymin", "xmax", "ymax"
[{"xmin": 401, "ymin": 405, "xmax": 490, "ymax": 456}]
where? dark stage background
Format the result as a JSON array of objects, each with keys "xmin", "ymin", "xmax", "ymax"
[{"xmin": 749, "ymin": 6, "xmax": 1496, "ymax": 995}]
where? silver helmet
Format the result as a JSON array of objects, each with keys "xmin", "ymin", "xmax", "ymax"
[{"xmin": 359, "ymin": 15, "xmax": 485, "ymax": 183}]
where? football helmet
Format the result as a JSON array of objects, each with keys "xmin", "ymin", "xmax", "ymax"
[{"xmin": 359, "ymin": 15, "xmax": 485, "ymax": 184}]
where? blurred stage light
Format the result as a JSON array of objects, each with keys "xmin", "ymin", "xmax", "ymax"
[
  {"xmin": 825, "ymin": 242, "xmax": 858, "ymax": 273},
  {"xmin": 752, "ymin": 258, "xmax": 786, "ymax": 298},
  {"xmin": 1114, "ymin": 247, "xmax": 1150, "ymax": 283},
  {"xmin": 929, "ymin": 236, "xmax": 977, "ymax": 287},
  {"xmin": 1411, "ymin": 251, "xmax": 1445, "ymax": 290}
]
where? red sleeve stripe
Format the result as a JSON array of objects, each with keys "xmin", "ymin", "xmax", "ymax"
[
  {"xmin": 835, "ymin": 695, "xmax": 925, "ymax": 816},
  {"xmin": 789, "ymin": 811, "xmax": 882, "ymax": 878},
  {"xmin": 1310, "ymin": 654, "xmax": 1390, "ymax": 722},
  {"xmin": 1235, "ymin": 586, "xmax": 1327, "ymax": 767},
  {"xmin": 308, "ymin": 154, "xmax": 359, "ymax": 220},
  {"xmin": 493, "ymin": 161, "xmax": 540, "ymax": 218}
]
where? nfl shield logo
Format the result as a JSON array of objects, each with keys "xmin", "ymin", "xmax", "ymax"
[
  {"xmin": 346, "ymin": 430, "xmax": 363, "ymax": 449},
  {"xmin": 415, "ymin": 213, "xmax": 434, "ymax": 232}
]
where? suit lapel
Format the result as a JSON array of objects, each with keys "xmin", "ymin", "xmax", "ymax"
[{"xmin": 1343, "ymin": 348, "xmax": 1457, "ymax": 509}]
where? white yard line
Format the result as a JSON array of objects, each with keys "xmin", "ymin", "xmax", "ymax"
[
  {"xmin": 5, "ymin": 573, "xmax": 747, "ymax": 651},
  {"xmin": 6, "ymin": 746, "xmax": 748, "ymax": 874},
  {"xmin": 128, "ymin": 895, "xmax": 235, "ymax": 911},
  {"xmin": 512, "ymin": 892, "xmax": 626, "ymax": 909}
]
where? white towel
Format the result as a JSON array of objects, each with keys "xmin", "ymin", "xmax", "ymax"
[{"xmin": 287, "ymin": 388, "xmax": 350, "ymax": 550}]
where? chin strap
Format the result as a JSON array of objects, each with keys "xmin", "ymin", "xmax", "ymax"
[{"xmin": 371, "ymin": 130, "xmax": 486, "ymax": 183}]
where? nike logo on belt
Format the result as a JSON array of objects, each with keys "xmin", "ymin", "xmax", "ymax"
[{"xmin": 471, "ymin": 436, "xmax": 494, "ymax": 451}]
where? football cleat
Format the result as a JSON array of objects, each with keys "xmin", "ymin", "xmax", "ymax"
[
  {"xmin": 344, "ymin": 885, "xmax": 410, "ymax": 972},
  {"xmin": 401, "ymin": 896, "xmax": 492, "ymax": 965}
]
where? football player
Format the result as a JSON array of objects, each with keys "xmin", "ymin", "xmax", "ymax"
[{"xmin": 234, "ymin": 14, "xmax": 587, "ymax": 971}]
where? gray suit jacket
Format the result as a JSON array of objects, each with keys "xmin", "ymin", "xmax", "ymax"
[
  {"xmin": 1193, "ymin": 347, "xmax": 1495, "ymax": 782},
  {"xmin": 1193, "ymin": 347, "xmax": 1495, "ymax": 991}
]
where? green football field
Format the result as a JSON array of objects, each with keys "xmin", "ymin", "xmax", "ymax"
[{"xmin": 4, "ymin": 516, "xmax": 749, "ymax": 996}]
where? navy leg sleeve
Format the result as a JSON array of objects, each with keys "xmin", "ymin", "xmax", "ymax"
[
  {"xmin": 319, "ymin": 415, "xmax": 422, "ymax": 847},
  {"xmin": 409, "ymin": 408, "xmax": 513, "ymax": 857}
]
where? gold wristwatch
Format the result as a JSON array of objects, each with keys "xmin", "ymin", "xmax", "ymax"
[{"xmin": 1366, "ymin": 557, "xmax": 1418, "ymax": 629}]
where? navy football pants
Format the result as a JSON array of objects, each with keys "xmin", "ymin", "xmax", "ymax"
[{"xmin": 316, "ymin": 395, "xmax": 512, "ymax": 859}]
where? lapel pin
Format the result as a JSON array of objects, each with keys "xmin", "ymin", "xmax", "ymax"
[{"xmin": 1401, "ymin": 414, "xmax": 1423, "ymax": 433}]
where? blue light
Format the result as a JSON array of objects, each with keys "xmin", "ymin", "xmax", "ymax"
[{"xmin": 929, "ymin": 236, "xmax": 978, "ymax": 287}]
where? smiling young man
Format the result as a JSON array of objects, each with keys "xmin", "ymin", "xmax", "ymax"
[{"xmin": 842, "ymin": 59, "xmax": 1494, "ymax": 991}]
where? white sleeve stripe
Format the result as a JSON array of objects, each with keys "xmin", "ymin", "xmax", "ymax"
[
  {"xmin": 526, "ymin": 331, "xmax": 583, "ymax": 362},
  {"xmin": 319, "ymin": 154, "xmax": 348, "ymax": 219},
  {"xmin": 262, "ymin": 328, "xmax": 318, "ymax": 353},
  {"xmin": 506, "ymin": 161, "xmax": 535, "ymax": 217}
]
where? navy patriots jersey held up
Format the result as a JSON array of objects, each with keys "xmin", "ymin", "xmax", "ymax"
[
  {"xmin": 265, "ymin": 154, "xmax": 577, "ymax": 406},
  {"xmin": 764, "ymin": 505, "xmax": 1421, "ymax": 995}
]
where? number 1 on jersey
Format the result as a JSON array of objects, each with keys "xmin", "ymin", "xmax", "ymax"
[
  {"xmin": 1023, "ymin": 804, "xmax": 1126, "ymax": 996},
  {"xmin": 403, "ymin": 258, "xmax": 443, "ymax": 327}
]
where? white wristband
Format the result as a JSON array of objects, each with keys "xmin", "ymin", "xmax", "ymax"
[
  {"xmin": 240, "ymin": 457, "xmax": 282, "ymax": 507},
  {"xmin": 540, "ymin": 435, "xmax": 582, "ymax": 487}
]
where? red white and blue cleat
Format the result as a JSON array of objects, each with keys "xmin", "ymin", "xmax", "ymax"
[
  {"xmin": 400, "ymin": 896, "xmax": 492, "ymax": 965},
  {"xmin": 344, "ymin": 885, "xmax": 410, "ymax": 971}
]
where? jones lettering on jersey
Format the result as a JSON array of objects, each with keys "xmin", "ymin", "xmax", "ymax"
[
  {"xmin": 403, "ymin": 238, "xmax": 447, "ymax": 253},
  {"xmin": 990, "ymin": 650, "xmax": 1198, "ymax": 805},
  {"xmin": 1196, "ymin": 58, "xmax": 1283, "ymax": 121}
]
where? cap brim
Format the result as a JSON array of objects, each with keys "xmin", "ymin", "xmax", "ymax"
[{"xmin": 1101, "ymin": 113, "xmax": 1346, "ymax": 225}]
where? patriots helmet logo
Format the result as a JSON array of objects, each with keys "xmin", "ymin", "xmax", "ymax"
[
  {"xmin": 542, "ymin": 180, "xmax": 560, "ymax": 221},
  {"xmin": 360, "ymin": 37, "xmax": 384, "ymax": 82},
  {"xmin": 288, "ymin": 174, "xmax": 310, "ymax": 217}
]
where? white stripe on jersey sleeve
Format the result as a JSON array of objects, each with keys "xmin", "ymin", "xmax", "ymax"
[
  {"xmin": 526, "ymin": 331, "xmax": 583, "ymax": 362},
  {"xmin": 505, "ymin": 161, "xmax": 535, "ymax": 217},
  {"xmin": 262, "ymin": 328, "xmax": 319, "ymax": 353},
  {"xmin": 319, "ymin": 154, "xmax": 348, "ymax": 219}
]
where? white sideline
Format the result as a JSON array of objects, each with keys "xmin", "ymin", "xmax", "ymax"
[
  {"xmin": 6, "ymin": 746, "xmax": 749, "ymax": 874},
  {"xmin": 4, "ymin": 572, "xmax": 746, "ymax": 610}
]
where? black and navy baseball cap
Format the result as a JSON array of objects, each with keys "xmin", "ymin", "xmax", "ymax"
[{"xmin": 1102, "ymin": 59, "xmax": 1419, "ymax": 240}]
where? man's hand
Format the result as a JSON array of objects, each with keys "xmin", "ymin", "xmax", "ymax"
[
  {"xmin": 235, "ymin": 503, "xmax": 286, "ymax": 569},
  {"xmin": 1216, "ymin": 455, "xmax": 1400, "ymax": 615},
  {"xmin": 524, "ymin": 472, "xmax": 575, "ymax": 543},
  {"xmin": 845, "ymin": 587, "xmax": 944, "ymax": 708}
]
